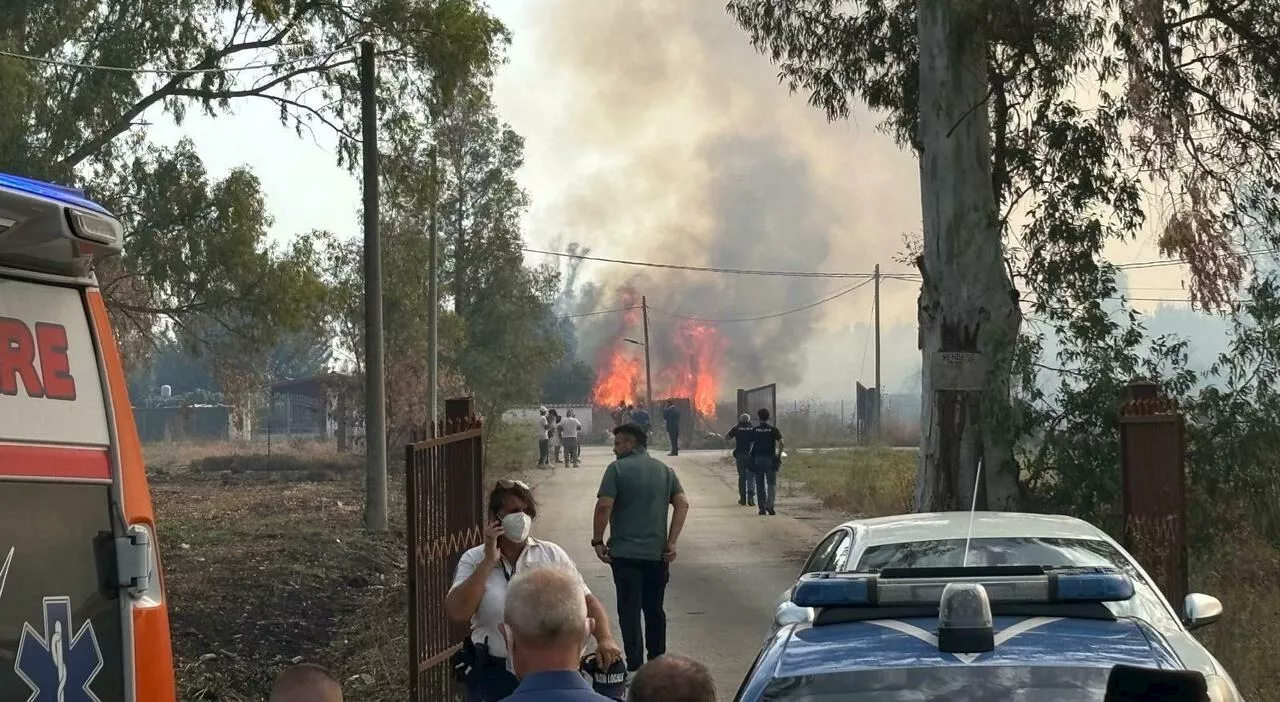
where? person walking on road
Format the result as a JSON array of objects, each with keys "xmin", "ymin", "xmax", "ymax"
[
  {"xmin": 663, "ymin": 402, "xmax": 681, "ymax": 456},
  {"xmin": 560, "ymin": 409, "xmax": 583, "ymax": 466},
  {"xmin": 749, "ymin": 408, "xmax": 784, "ymax": 516},
  {"xmin": 537, "ymin": 407, "xmax": 551, "ymax": 467},
  {"xmin": 549, "ymin": 409, "xmax": 563, "ymax": 464},
  {"xmin": 445, "ymin": 480, "xmax": 623, "ymax": 701},
  {"xmin": 591, "ymin": 423, "xmax": 690, "ymax": 675},
  {"xmin": 724, "ymin": 413, "xmax": 755, "ymax": 507},
  {"xmin": 628, "ymin": 655, "xmax": 718, "ymax": 702},
  {"xmin": 499, "ymin": 563, "xmax": 618, "ymax": 701},
  {"xmin": 631, "ymin": 402, "xmax": 651, "ymax": 438}
]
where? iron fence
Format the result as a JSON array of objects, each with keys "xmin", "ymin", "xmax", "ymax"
[{"xmin": 405, "ymin": 416, "xmax": 485, "ymax": 702}]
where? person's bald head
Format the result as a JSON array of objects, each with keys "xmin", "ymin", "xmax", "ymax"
[
  {"xmin": 628, "ymin": 655, "xmax": 717, "ymax": 702},
  {"xmin": 270, "ymin": 663, "xmax": 343, "ymax": 702}
]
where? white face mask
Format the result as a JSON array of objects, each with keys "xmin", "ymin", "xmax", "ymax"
[{"xmin": 501, "ymin": 512, "xmax": 533, "ymax": 543}]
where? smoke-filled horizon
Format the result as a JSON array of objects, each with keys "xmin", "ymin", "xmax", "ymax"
[{"xmin": 498, "ymin": 0, "xmax": 924, "ymax": 399}]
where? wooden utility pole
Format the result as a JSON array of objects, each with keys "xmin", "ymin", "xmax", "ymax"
[
  {"xmin": 641, "ymin": 296, "xmax": 653, "ymax": 410},
  {"xmin": 915, "ymin": 0, "xmax": 1022, "ymax": 511},
  {"xmin": 427, "ymin": 146, "xmax": 440, "ymax": 426},
  {"xmin": 360, "ymin": 41, "xmax": 388, "ymax": 531},
  {"xmin": 873, "ymin": 263, "xmax": 882, "ymax": 438}
]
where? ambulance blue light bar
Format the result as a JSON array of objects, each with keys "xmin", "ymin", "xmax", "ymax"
[
  {"xmin": 0, "ymin": 171, "xmax": 123, "ymax": 275},
  {"xmin": 791, "ymin": 566, "xmax": 1135, "ymax": 609},
  {"xmin": 0, "ymin": 172, "xmax": 111, "ymax": 216}
]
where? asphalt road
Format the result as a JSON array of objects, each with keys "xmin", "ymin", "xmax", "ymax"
[{"xmin": 528, "ymin": 446, "xmax": 842, "ymax": 697}]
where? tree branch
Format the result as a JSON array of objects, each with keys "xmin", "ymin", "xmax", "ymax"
[{"xmin": 58, "ymin": 3, "xmax": 318, "ymax": 169}]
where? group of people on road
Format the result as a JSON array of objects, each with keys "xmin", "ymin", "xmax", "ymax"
[
  {"xmin": 725, "ymin": 408, "xmax": 785, "ymax": 515},
  {"xmin": 538, "ymin": 406, "xmax": 584, "ymax": 467},
  {"xmin": 451, "ymin": 420, "xmax": 709, "ymax": 701}
]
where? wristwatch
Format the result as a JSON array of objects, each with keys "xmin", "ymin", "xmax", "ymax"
[{"xmin": 591, "ymin": 538, "xmax": 604, "ymax": 547}]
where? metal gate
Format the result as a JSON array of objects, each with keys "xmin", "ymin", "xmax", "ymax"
[
  {"xmin": 405, "ymin": 416, "xmax": 485, "ymax": 702},
  {"xmin": 1118, "ymin": 380, "xmax": 1188, "ymax": 607},
  {"xmin": 738, "ymin": 383, "xmax": 777, "ymax": 425}
]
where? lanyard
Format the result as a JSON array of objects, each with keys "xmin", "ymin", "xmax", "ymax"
[{"xmin": 500, "ymin": 557, "xmax": 516, "ymax": 582}]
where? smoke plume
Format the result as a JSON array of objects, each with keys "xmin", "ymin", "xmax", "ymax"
[{"xmin": 496, "ymin": 0, "xmax": 922, "ymax": 396}]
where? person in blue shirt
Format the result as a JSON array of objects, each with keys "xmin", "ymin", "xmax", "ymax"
[
  {"xmin": 499, "ymin": 563, "xmax": 616, "ymax": 701},
  {"xmin": 748, "ymin": 408, "xmax": 784, "ymax": 516},
  {"xmin": 724, "ymin": 413, "xmax": 755, "ymax": 507},
  {"xmin": 662, "ymin": 402, "xmax": 681, "ymax": 456},
  {"xmin": 631, "ymin": 402, "xmax": 651, "ymax": 437}
]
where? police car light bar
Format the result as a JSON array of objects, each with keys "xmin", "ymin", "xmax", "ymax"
[{"xmin": 791, "ymin": 566, "xmax": 1135, "ymax": 609}]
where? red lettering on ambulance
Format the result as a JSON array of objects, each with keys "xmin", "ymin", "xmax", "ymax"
[
  {"xmin": 0, "ymin": 318, "xmax": 76, "ymax": 400},
  {"xmin": 0, "ymin": 317, "xmax": 43, "ymax": 398},
  {"xmin": 35, "ymin": 323, "xmax": 77, "ymax": 400}
]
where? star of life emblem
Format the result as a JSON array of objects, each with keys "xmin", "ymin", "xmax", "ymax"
[{"xmin": 14, "ymin": 596, "xmax": 104, "ymax": 702}]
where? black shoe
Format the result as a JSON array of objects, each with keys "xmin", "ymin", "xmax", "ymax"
[
  {"xmin": 758, "ymin": 510, "xmax": 767, "ymax": 515},
  {"xmin": 748, "ymin": 497, "xmax": 755, "ymax": 506},
  {"xmin": 738, "ymin": 498, "xmax": 746, "ymax": 506},
  {"xmin": 768, "ymin": 508, "xmax": 776, "ymax": 515}
]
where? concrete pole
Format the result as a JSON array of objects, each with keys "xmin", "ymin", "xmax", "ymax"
[
  {"xmin": 360, "ymin": 41, "xmax": 388, "ymax": 532},
  {"xmin": 874, "ymin": 263, "xmax": 882, "ymax": 438},
  {"xmin": 427, "ymin": 146, "xmax": 440, "ymax": 429},
  {"xmin": 642, "ymin": 295, "xmax": 653, "ymax": 410}
]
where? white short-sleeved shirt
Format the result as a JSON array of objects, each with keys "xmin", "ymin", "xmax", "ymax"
[
  {"xmin": 560, "ymin": 417, "xmax": 582, "ymax": 439},
  {"xmin": 448, "ymin": 538, "xmax": 591, "ymax": 658},
  {"xmin": 535, "ymin": 415, "xmax": 549, "ymax": 439}
]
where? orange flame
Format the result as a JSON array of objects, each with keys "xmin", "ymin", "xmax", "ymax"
[
  {"xmin": 589, "ymin": 289, "xmax": 727, "ymax": 417},
  {"xmin": 657, "ymin": 321, "xmax": 725, "ymax": 416}
]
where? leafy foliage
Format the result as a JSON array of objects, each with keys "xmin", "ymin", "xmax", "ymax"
[
  {"xmin": 728, "ymin": 0, "xmax": 1280, "ymax": 513},
  {"xmin": 0, "ymin": 0, "xmax": 507, "ymax": 365}
]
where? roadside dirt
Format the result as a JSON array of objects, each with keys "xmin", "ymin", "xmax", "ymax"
[{"xmin": 152, "ymin": 457, "xmax": 409, "ymax": 701}]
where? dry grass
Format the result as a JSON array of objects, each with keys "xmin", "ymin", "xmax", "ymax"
[
  {"xmin": 149, "ymin": 428, "xmax": 535, "ymax": 701},
  {"xmin": 782, "ymin": 448, "xmax": 917, "ymax": 516},
  {"xmin": 780, "ymin": 447, "xmax": 1280, "ymax": 697}
]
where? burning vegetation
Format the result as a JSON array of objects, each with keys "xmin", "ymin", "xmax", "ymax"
[{"xmin": 589, "ymin": 286, "xmax": 726, "ymax": 418}]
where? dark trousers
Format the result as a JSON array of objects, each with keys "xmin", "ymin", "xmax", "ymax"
[
  {"xmin": 610, "ymin": 557, "xmax": 669, "ymax": 671},
  {"xmin": 563, "ymin": 436, "xmax": 580, "ymax": 462},
  {"xmin": 537, "ymin": 439, "xmax": 549, "ymax": 464},
  {"xmin": 667, "ymin": 428, "xmax": 680, "ymax": 454},
  {"xmin": 465, "ymin": 657, "xmax": 518, "ymax": 702},
  {"xmin": 734, "ymin": 454, "xmax": 755, "ymax": 502},
  {"xmin": 752, "ymin": 456, "xmax": 779, "ymax": 512}
]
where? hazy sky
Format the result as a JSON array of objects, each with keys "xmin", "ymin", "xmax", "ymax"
[{"xmin": 145, "ymin": 1, "xmax": 1207, "ymax": 400}]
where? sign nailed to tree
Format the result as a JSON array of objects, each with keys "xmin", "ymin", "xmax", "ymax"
[{"xmin": 931, "ymin": 352, "xmax": 986, "ymax": 391}]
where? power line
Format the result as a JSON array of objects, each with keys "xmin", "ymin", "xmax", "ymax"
[
  {"xmin": 0, "ymin": 45, "xmax": 355, "ymax": 75},
  {"xmin": 649, "ymin": 278, "xmax": 873, "ymax": 323},
  {"xmin": 557, "ymin": 306, "xmax": 639, "ymax": 320},
  {"xmin": 523, "ymin": 246, "xmax": 917, "ymax": 280}
]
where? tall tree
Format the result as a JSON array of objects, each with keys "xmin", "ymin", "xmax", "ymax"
[
  {"xmin": 728, "ymin": 0, "xmax": 1280, "ymax": 509},
  {"xmin": 437, "ymin": 85, "xmax": 530, "ymax": 316},
  {"xmin": 0, "ymin": 0, "xmax": 507, "ymax": 362}
]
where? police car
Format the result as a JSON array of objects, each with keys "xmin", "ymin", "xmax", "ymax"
[{"xmin": 749, "ymin": 512, "xmax": 1240, "ymax": 701}]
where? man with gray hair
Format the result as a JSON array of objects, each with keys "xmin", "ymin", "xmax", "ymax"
[
  {"xmin": 627, "ymin": 655, "xmax": 717, "ymax": 702},
  {"xmin": 502, "ymin": 563, "xmax": 615, "ymax": 701}
]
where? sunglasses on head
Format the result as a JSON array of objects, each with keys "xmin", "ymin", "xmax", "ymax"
[{"xmin": 496, "ymin": 479, "xmax": 530, "ymax": 490}]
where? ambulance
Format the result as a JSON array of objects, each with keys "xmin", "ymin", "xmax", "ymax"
[{"xmin": 0, "ymin": 172, "xmax": 176, "ymax": 701}]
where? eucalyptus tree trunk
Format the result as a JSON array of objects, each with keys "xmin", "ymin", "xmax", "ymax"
[{"xmin": 915, "ymin": 0, "xmax": 1022, "ymax": 511}]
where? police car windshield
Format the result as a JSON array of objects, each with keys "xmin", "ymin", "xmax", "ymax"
[
  {"xmin": 855, "ymin": 537, "xmax": 1176, "ymax": 628},
  {"xmin": 759, "ymin": 665, "xmax": 1109, "ymax": 701}
]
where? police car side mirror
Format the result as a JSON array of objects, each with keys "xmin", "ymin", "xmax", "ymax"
[{"xmin": 1183, "ymin": 593, "xmax": 1223, "ymax": 630}]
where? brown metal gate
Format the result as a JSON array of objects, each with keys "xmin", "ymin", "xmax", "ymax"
[
  {"xmin": 405, "ymin": 416, "xmax": 485, "ymax": 702},
  {"xmin": 1118, "ymin": 380, "xmax": 1189, "ymax": 608}
]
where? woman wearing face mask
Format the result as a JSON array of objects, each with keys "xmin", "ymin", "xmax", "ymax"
[{"xmin": 445, "ymin": 479, "xmax": 624, "ymax": 701}]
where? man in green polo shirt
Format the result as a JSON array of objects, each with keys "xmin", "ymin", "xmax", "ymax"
[{"xmin": 591, "ymin": 423, "xmax": 690, "ymax": 674}]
